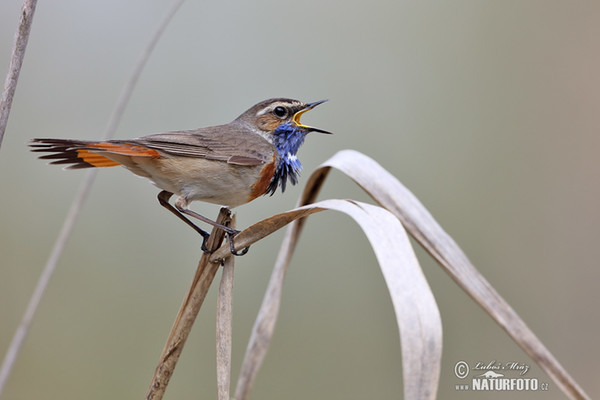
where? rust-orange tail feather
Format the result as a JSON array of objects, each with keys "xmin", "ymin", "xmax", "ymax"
[
  {"xmin": 30, "ymin": 139, "xmax": 121, "ymax": 168},
  {"xmin": 30, "ymin": 138, "xmax": 160, "ymax": 169}
]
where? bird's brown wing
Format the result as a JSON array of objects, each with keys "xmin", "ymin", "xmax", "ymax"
[{"xmin": 130, "ymin": 125, "xmax": 276, "ymax": 166}]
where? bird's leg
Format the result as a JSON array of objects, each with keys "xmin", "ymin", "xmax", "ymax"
[
  {"xmin": 157, "ymin": 191, "xmax": 212, "ymax": 253},
  {"xmin": 172, "ymin": 195, "xmax": 238, "ymax": 235},
  {"xmin": 169, "ymin": 193, "xmax": 251, "ymax": 256}
]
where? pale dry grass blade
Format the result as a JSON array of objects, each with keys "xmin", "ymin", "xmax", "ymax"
[
  {"xmin": 310, "ymin": 149, "xmax": 589, "ymax": 400},
  {"xmin": 216, "ymin": 219, "xmax": 235, "ymax": 400},
  {"xmin": 225, "ymin": 199, "xmax": 442, "ymax": 400},
  {"xmin": 0, "ymin": 0, "xmax": 38, "ymax": 147},
  {"xmin": 146, "ymin": 208, "xmax": 231, "ymax": 400}
]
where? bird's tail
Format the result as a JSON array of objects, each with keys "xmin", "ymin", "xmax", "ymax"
[
  {"xmin": 30, "ymin": 138, "xmax": 161, "ymax": 169},
  {"xmin": 29, "ymin": 138, "xmax": 122, "ymax": 169}
]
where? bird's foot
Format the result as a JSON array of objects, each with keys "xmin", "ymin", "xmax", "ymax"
[{"xmin": 226, "ymin": 230, "xmax": 250, "ymax": 256}]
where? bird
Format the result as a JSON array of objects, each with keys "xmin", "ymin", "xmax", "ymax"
[{"xmin": 30, "ymin": 98, "xmax": 331, "ymax": 255}]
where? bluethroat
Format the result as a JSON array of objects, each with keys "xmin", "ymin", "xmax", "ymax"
[{"xmin": 30, "ymin": 98, "xmax": 330, "ymax": 255}]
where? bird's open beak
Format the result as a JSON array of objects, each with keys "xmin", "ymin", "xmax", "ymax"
[{"xmin": 292, "ymin": 100, "xmax": 332, "ymax": 134}]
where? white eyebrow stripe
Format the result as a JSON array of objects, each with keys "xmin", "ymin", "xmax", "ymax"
[
  {"xmin": 255, "ymin": 106, "xmax": 272, "ymax": 116},
  {"xmin": 255, "ymin": 101, "xmax": 302, "ymax": 117}
]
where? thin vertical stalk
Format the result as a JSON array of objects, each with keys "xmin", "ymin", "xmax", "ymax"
[
  {"xmin": 0, "ymin": 0, "xmax": 38, "ymax": 148},
  {"xmin": 0, "ymin": 1, "xmax": 185, "ymax": 396},
  {"xmin": 216, "ymin": 221, "xmax": 235, "ymax": 400},
  {"xmin": 0, "ymin": 169, "xmax": 95, "ymax": 394}
]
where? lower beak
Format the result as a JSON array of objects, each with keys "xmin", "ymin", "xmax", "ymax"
[{"xmin": 292, "ymin": 100, "xmax": 332, "ymax": 134}]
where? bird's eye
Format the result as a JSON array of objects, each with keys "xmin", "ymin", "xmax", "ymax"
[{"xmin": 273, "ymin": 106, "xmax": 288, "ymax": 118}]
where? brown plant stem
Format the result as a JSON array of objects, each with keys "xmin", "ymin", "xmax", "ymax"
[{"xmin": 145, "ymin": 208, "xmax": 232, "ymax": 400}]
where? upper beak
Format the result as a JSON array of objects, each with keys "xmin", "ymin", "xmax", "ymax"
[{"xmin": 292, "ymin": 100, "xmax": 332, "ymax": 134}]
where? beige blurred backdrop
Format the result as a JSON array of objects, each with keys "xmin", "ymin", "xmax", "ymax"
[{"xmin": 1, "ymin": 1, "xmax": 598, "ymax": 399}]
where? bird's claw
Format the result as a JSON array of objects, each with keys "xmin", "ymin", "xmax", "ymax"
[
  {"xmin": 227, "ymin": 231, "xmax": 250, "ymax": 256},
  {"xmin": 199, "ymin": 231, "xmax": 214, "ymax": 254},
  {"xmin": 194, "ymin": 222, "xmax": 249, "ymax": 257}
]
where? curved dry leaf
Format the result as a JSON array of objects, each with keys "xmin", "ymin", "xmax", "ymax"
[
  {"xmin": 224, "ymin": 199, "xmax": 442, "ymax": 400},
  {"xmin": 306, "ymin": 150, "xmax": 589, "ymax": 400}
]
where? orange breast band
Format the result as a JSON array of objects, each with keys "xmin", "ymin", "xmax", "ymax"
[{"xmin": 248, "ymin": 156, "xmax": 276, "ymax": 201}]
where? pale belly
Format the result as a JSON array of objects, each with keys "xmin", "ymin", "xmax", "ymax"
[{"xmin": 109, "ymin": 155, "xmax": 267, "ymax": 208}]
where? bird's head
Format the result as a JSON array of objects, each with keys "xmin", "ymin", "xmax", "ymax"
[
  {"xmin": 236, "ymin": 98, "xmax": 331, "ymax": 139},
  {"xmin": 236, "ymin": 98, "xmax": 331, "ymax": 194}
]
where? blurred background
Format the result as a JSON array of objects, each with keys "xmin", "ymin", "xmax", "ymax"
[{"xmin": 1, "ymin": 1, "xmax": 598, "ymax": 399}]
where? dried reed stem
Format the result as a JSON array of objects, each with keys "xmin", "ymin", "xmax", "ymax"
[
  {"xmin": 145, "ymin": 208, "xmax": 231, "ymax": 400},
  {"xmin": 216, "ymin": 229, "xmax": 235, "ymax": 400},
  {"xmin": 0, "ymin": 0, "xmax": 37, "ymax": 148}
]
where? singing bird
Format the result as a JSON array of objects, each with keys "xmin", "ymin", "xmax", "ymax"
[{"xmin": 30, "ymin": 98, "xmax": 330, "ymax": 255}]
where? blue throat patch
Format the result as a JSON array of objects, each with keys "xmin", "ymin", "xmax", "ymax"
[{"xmin": 266, "ymin": 122, "xmax": 308, "ymax": 195}]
